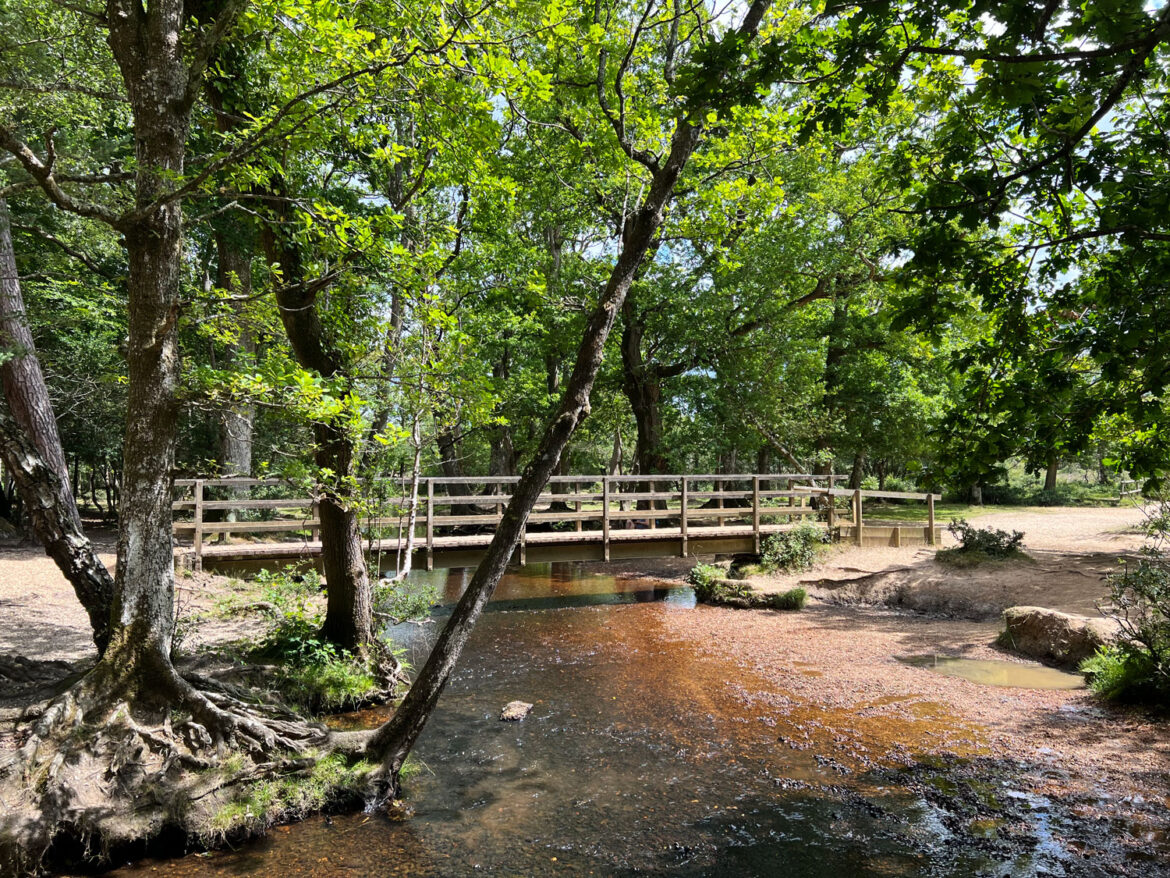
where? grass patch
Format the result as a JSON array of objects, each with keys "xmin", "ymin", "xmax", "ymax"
[
  {"xmin": 199, "ymin": 752, "xmax": 374, "ymax": 844},
  {"xmin": 765, "ymin": 587, "xmax": 807, "ymax": 610},
  {"xmin": 688, "ymin": 563, "xmax": 806, "ymax": 610}
]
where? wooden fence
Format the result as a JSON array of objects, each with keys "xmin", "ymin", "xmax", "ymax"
[{"xmin": 173, "ymin": 474, "xmax": 940, "ymax": 572}]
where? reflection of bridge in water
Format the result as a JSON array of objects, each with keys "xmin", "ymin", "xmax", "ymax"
[{"xmin": 173, "ymin": 474, "xmax": 940, "ymax": 575}]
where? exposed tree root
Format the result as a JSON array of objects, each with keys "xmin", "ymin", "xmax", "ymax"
[{"xmin": 0, "ymin": 662, "xmax": 385, "ymax": 876}]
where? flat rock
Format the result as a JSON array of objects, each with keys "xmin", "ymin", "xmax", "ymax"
[
  {"xmin": 1000, "ymin": 606, "xmax": 1119, "ymax": 667},
  {"xmin": 500, "ymin": 700, "xmax": 533, "ymax": 722}
]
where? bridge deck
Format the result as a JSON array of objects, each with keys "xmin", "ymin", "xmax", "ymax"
[{"xmin": 173, "ymin": 474, "xmax": 940, "ymax": 573}]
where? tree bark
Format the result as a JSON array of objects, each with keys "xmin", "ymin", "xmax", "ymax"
[
  {"xmin": 362, "ymin": 0, "xmax": 776, "ymax": 769},
  {"xmin": 0, "ymin": 197, "xmax": 114, "ymax": 653},
  {"xmin": 261, "ymin": 206, "xmax": 373, "ymax": 650},
  {"xmin": 214, "ymin": 223, "xmax": 256, "ymax": 483},
  {"xmin": 1044, "ymin": 453, "xmax": 1059, "ymax": 492},
  {"xmin": 848, "ymin": 453, "xmax": 865, "ymax": 490},
  {"xmin": 620, "ymin": 299, "xmax": 670, "ymax": 476},
  {"xmin": 96, "ymin": 0, "xmax": 213, "ymax": 683}
]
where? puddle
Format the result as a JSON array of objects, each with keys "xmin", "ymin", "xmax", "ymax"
[{"xmin": 898, "ymin": 655, "xmax": 1085, "ymax": 690}]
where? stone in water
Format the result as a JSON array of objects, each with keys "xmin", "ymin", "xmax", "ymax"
[{"xmin": 500, "ymin": 700, "xmax": 533, "ymax": 721}]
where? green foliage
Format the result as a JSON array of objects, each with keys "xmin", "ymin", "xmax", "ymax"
[
  {"xmin": 200, "ymin": 752, "xmax": 373, "ymax": 843},
  {"xmin": 1083, "ymin": 526, "xmax": 1170, "ymax": 703},
  {"xmin": 945, "ymin": 519, "xmax": 1025, "ymax": 558},
  {"xmin": 688, "ymin": 562, "xmax": 805, "ymax": 611},
  {"xmin": 761, "ymin": 523, "xmax": 831, "ymax": 573},
  {"xmin": 1080, "ymin": 647, "xmax": 1159, "ymax": 703},
  {"xmin": 373, "ymin": 580, "xmax": 439, "ymax": 624},
  {"xmin": 767, "ymin": 587, "xmax": 807, "ymax": 611},
  {"xmin": 687, "ymin": 562, "xmax": 727, "ymax": 601},
  {"xmin": 249, "ymin": 567, "xmax": 384, "ymax": 714}
]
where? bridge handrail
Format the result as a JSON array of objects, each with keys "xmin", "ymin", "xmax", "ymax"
[{"xmin": 173, "ymin": 472, "xmax": 932, "ymax": 572}]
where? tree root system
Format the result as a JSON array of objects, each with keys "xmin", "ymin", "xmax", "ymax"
[{"xmin": 0, "ymin": 661, "xmax": 395, "ymax": 875}]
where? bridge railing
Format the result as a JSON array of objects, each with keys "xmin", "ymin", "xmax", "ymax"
[{"xmin": 172, "ymin": 473, "xmax": 944, "ymax": 571}]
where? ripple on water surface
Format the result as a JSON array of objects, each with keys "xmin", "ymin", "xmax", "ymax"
[{"xmin": 100, "ymin": 563, "xmax": 1145, "ymax": 877}]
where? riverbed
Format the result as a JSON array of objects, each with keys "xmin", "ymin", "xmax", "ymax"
[{"xmin": 97, "ymin": 562, "xmax": 1170, "ymax": 877}]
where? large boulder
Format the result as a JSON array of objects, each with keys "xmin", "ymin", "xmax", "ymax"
[{"xmin": 999, "ymin": 606, "xmax": 1119, "ymax": 667}]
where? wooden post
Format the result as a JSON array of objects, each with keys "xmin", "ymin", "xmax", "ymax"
[
  {"xmin": 853, "ymin": 488, "xmax": 863, "ymax": 547},
  {"xmin": 752, "ymin": 476, "xmax": 761, "ymax": 554},
  {"xmin": 680, "ymin": 476, "xmax": 688, "ymax": 557},
  {"xmin": 893, "ymin": 525, "xmax": 902, "ymax": 548},
  {"xmin": 716, "ymin": 478, "xmax": 724, "ymax": 528},
  {"xmin": 310, "ymin": 498, "xmax": 320, "ymax": 542},
  {"xmin": 927, "ymin": 493, "xmax": 936, "ymax": 546},
  {"xmin": 426, "ymin": 479, "xmax": 434, "ymax": 572},
  {"xmin": 193, "ymin": 479, "xmax": 204, "ymax": 573},
  {"xmin": 575, "ymin": 480, "xmax": 582, "ymax": 532},
  {"xmin": 602, "ymin": 477, "xmax": 611, "ymax": 561},
  {"xmin": 787, "ymin": 477, "xmax": 794, "ymax": 508},
  {"xmin": 827, "ymin": 491, "xmax": 835, "ymax": 537}
]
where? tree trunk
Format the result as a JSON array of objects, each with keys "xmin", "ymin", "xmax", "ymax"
[
  {"xmin": 1044, "ymin": 454, "xmax": 1059, "ymax": 492},
  {"xmin": 215, "ymin": 223, "xmax": 256, "ymax": 483},
  {"xmin": 756, "ymin": 445, "xmax": 770, "ymax": 475},
  {"xmin": 100, "ymin": 10, "xmax": 194, "ymax": 681},
  {"xmin": 620, "ymin": 299, "xmax": 670, "ymax": 476},
  {"xmin": 848, "ymin": 453, "xmax": 865, "ymax": 490},
  {"xmin": 0, "ymin": 196, "xmax": 114, "ymax": 653},
  {"xmin": 262, "ymin": 210, "xmax": 372, "ymax": 651}
]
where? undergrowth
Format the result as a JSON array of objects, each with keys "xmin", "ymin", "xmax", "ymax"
[
  {"xmin": 1080, "ymin": 510, "xmax": 1170, "ymax": 703},
  {"xmin": 688, "ymin": 563, "xmax": 806, "ymax": 610},
  {"xmin": 198, "ymin": 752, "xmax": 374, "ymax": 844},
  {"xmin": 760, "ymin": 523, "xmax": 831, "ymax": 573},
  {"xmin": 936, "ymin": 519, "xmax": 1028, "ymax": 568},
  {"xmin": 237, "ymin": 567, "xmax": 427, "ymax": 714}
]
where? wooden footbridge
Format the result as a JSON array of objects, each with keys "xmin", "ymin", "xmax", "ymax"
[{"xmin": 173, "ymin": 474, "xmax": 941, "ymax": 575}]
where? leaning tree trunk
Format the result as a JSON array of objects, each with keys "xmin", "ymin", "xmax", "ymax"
[
  {"xmin": 0, "ymin": 197, "xmax": 113, "ymax": 653},
  {"xmin": 362, "ymin": 46, "xmax": 762, "ymax": 776}
]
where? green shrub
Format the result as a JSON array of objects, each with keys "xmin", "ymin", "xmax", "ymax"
[
  {"xmin": 1081, "ymin": 544, "xmax": 1170, "ymax": 703},
  {"xmin": 373, "ymin": 580, "xmax": 439, "ymax": 624},
  {"xmin": 765, "ymin": 587, "xmax": 807, "ymax": 610},
  {"xmin": 688, "ymin": 562, "xmax": 729, "ymax": 601},
  {"xmin": 761, "ymin": 523, "xmax": 831, "ymax": 573},
  {"xmin": 1080, "ymin": 646, "xmax": 1159, "ymax": 701},
  {"xmin": 946, "ymin": 519, "xmax": 1025, "ymax": 557}
]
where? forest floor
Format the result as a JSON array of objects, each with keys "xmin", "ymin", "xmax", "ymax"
[{"xmin": 0, "ymin": 505, "xmax": 1167, "ymax": 872}]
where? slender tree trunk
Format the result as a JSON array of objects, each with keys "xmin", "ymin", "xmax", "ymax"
[
  {"xmin": 0, "ymin": 197, "xmax": 114, "ymax": 653},
  {"xmin": 215, "ymin": 223, "xmax": 256, "ymax": 483},
  {"xmin": 620, "ymin": 300, "xmax": 669, "ymax": 476}
]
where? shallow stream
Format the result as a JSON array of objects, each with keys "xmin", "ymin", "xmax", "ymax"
[{"xmin": 103, "ymin": 564, "xmax": 1162, "ymax": 876}]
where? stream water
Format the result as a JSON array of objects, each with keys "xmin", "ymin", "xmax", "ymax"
[{"xmin": 101, "ymin": 564, "xmax": 1163, "ymax": 877}]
